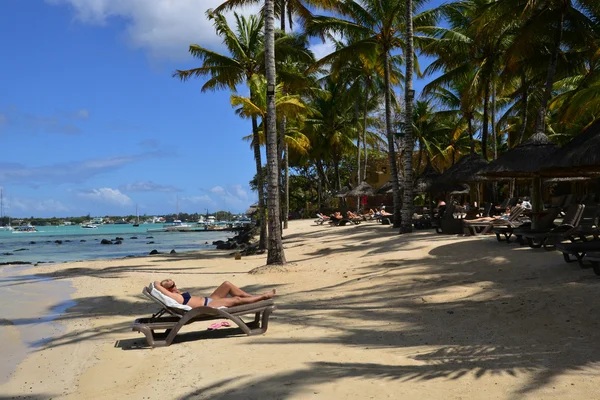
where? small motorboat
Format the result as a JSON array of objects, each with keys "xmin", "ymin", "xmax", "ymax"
[{"xmin": 81, "ymin": 224, "xmax": 98, "ymax": 229}]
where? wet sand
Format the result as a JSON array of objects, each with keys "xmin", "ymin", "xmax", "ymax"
[
  {"xmin": 1, "ymin": 219, "xmax": 600, "ymax": 399},
  {"xmin": 0, "ymin": 265, "xmax": 75, "ymax": 384}
]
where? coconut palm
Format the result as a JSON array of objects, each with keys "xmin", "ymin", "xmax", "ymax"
[
  {"xmin": 306, "ymin": 0, "xmax": 437, "ymax": 228},
  {"xmin": 173, "ymin": 11, "xmax": 269, "ymax": 250},
  {"xmin": 264, "ymin": 0, "xmax": 285, "ymax": 264}
]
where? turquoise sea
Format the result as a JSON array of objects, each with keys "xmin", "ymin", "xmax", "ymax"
[{"xmin": 0, "ymin": 224, "xmax": 234, "ymax": 265}]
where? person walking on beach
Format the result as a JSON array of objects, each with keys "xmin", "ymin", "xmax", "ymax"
[{"xmin": 155, "ymin": 279, "xmax": 276, "ymax": 308}]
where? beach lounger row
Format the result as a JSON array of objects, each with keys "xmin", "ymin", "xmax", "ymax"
[{"xmin": 488, "ymin": 199, "xmax": 600, "ymax": 276}]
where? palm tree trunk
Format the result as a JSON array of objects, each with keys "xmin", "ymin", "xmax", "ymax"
[
  {"xmin": 284, "ymin": 142, "xmax": 289, "ymax": 229},
  {"xmin": 518, "ymin": 73, "xmax": 529, "ymax": 145},
  {"xmin": 400, "ymin": 0, "xmax": 415, "ymax": 233},
  {"xmin": 280, "ymin": 0, "xmax": 285, "ymax": 30},
  {"xmin": 492, "ymin": 80, "xmax": 498, "ymax": 204},
  {"xmin": 468, "ymin": 117, "xmax": 475, "ymax": 154},
  {"xmin": 383, "ymin": 49, "xmax": 402, "ymax": 228},
  {"xmin": 534, "ymin": 10, "xmax": 565, "ymax": 134},
  {"xmin": 355, "ymin": 101, "xmax": 361, "ymax": 212},
  {"xmin": 251, "ymin": 113, "xmax": 267, "ymax": 250},
  {"xmin": 416, "ymin": 139, "xmax": 423, "ymax": 177},
  {"xmin": 264, "ymin": 0, "xmax": 285, "ymax": 265},
  {"xmin": 482, "ymin": 82, "xmax": 490, "ymax": 160},
  {"xmin": 492, "ymin": 81, "xmax": 497, "ymax": 160},
  {"xmin": 362, "ymin": 79, "xmax": 370, "ymax": 181}
]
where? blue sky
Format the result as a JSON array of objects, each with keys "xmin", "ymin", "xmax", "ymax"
[{"xmin": 0, "ymin": 0, "xmax": 444, "ymax": 218}]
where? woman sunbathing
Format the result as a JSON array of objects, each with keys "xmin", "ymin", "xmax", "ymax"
[
  {"xmin": 154, "ymin": 279, "xmax": 276, "ymax": 308},
  {"xmin": 466, "ymin": 208, "xmax": 511, "ymax": 222}
]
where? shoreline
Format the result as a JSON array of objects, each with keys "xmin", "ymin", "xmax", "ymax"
[{"xmin": 1, "ymin": 219, "xmax": 600, "ymax": 399}]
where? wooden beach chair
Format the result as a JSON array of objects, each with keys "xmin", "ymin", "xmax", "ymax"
[
  {"xmin": 556, "ymin": 240, "xmax": 600, "ymax": 267},
  {"xmin": 463, "ymin": 206, "xmax": 525, "ymax": 236},
  {"xmin": 434, "ymin": 204, "xmax": 464, "ymax": 234},
  {"xmin": 494, "ymin": 207, "xmax": 560, "ymax": 244},
  {"xmin": 132, "ymin": 284, "xmax": 276, "ymax": 347},
  {"xmin": 522, "ymin": 204, "xmax": 585, "ymax": 249},
  {"xmin": 584, "ymin": 252, "xmax": 600, "ymax": 276}
]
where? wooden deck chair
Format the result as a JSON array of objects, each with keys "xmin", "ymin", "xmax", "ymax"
[
  {"xmin": 494, "ymin": 207, "xmax": 561, "ymax": 244},
  {"xmin": 522, "ymin": 204, "xmax": 585, "ymax": 249},
  {"xmin": 556, "ymin": 240, "xmax": 600, "ymax": 267},
  {"xmin": 463, "ymin": 205, "xmax": 525, "ymax": 236},
  {"xmin": 584, "ymin": 252, "xmax": 600, "ymax": 276},
  {"xmin": 133, "ymin": 284, "xmax": 276, "ymax": 347},
  {"xmin": 434, "ymin": 204, "xmax": 464, "ymax": 234}
]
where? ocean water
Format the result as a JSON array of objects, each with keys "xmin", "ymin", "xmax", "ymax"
[{"xmin": 0, "ymin": 224, "xmax": 234, "ymax": 265}]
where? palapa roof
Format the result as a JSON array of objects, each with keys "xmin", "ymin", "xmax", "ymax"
[
  {"xmin": 345, "ymin": 181, "xmax": 375, "ymax": 197},
  {"xmin": 415, "ymin": 164, "xmax": 440, "ymax": 193},
  {"xmin": 541, "ymin": 119, "xmax": 600, "ymax": 176},
  {"xmin": 432, "ymin": 153, "xmax": 489, "ymax": 190},
  {"xmin": 480, "ymin": 132, "xmax": 557, "ymax": 178}
]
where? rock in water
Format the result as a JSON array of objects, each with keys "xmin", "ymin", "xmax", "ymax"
[
  {"xmin": 170, "ymin": 249, "xmax": 177, "ymax": 254},
  {"xmin": 149, "ymin": 249, "xmax": 160, "ymax": 255}
]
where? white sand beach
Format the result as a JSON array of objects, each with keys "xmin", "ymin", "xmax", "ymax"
[{"xmin": 1, "ymin": 219, "xmax": 600, "ymax": 399}]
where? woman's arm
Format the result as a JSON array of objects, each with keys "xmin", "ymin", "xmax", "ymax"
[{"xmin": 154, "ymin": 281, "xmax": 184, "ymax": 303}]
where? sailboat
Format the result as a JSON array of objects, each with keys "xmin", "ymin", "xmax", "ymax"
[
  {"xmin": 133, "ymin": 204, "xmax": 140, "ymax": 227},
  {"xmin": 0, "ymin": 189, "xmax": 14, "ymax": 232}
]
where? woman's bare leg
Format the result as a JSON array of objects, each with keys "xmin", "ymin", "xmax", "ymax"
[
  {"xmin": 209, "ymin": 281, "xmax": 253, "ymax": 299},
  {"xmin": 209, "ymin": 290, "xmax": 276, "ymax": 308}
]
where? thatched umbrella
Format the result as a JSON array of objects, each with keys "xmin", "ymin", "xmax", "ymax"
[
  {"xmin": 333, "ymin": 187, "xmax": 351, "ymax": 198},
  {"xmin": 433, "ymin": 153, "xmax": 489, "ymax": 187},
  {"xmin": 479, "ymin": 132, "xmax": 558, "ymax": 228},
  {"xmin": 415, "ymin": 164, "xmax": 440, "ymax": 194},
  {"xmin": 541, "ymin": 119, "xmax": 600, "ymax": 176},
  {"xmin": 480, "ymin": 132, "xmax": 558, "ymax": 178},
  {"xmin": 430, "ymin": 153, "xmax": 489, "ymax": 206},
  {"xmin": 246, "ymin": 203, "xmax": 258, "ymax": 215},
  {"xmin": 448, "ymin": 183, "xmax": 470, "ymax": 195},
  {"xmin": 376, "ymin": 180, "xmax": 394, "ymax": 195},
  {"xmin": 346, "ymin": 181, "xmax": 375, "ymax": 197}
]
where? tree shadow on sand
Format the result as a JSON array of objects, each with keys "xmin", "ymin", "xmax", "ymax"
[{"xmin": 179, "ymin": 235, "xmax": 600, "ymax": 398}]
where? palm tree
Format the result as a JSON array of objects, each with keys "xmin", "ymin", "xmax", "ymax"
[
  {"xmin": 264, "ymin": 0, "xmax": 286, "ymax": 264},
  {"xmin": 401, "ymin": 0, "xmax": 416, "ymax": 233},
  {"xmin": 173, "ymin": 11, "xmax": 269, "ymax": 250},
  {"xmin": 306, "ymin": 0, "xmax": 437, "ymax": 228}
]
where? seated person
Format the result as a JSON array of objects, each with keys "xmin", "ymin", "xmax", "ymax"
[
  {"xmin": 346, "ymin": 210, "xmax": 362, "ymax": 220},
  {"xmin": 329, "ymin": 211, "xmax": 343, "ymax": 223},
  {"xmin": 154, "ymin": 279, "xmax": 276, "ymax": 309},
  {"xmin": 316, "ymin": 212, "xmax": 330, "ymax": 221},
  {"xmin": 520, "ymin": 197, "xmax": 532, "ymax": 210},
  {"xmin": 380, "ymin": 208, "xmax": 393, "ymax": 216}
]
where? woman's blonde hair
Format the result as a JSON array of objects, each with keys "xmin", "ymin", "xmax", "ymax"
[{"xmin": 161, "ymin": 279, "xmax": 173, "ymax": 287}]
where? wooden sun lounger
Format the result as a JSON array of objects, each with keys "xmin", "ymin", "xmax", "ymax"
[
  {"xmin": 585, "ymin": 252, "xmax": 600, "ymax": 276},
  {"xmin": 463, "ymin": 206, "xmax": 524, "ymax": 236},
  {"xmin": 493, "ymin": 207, "xmax": 561, "ymax": 244},
  {"xmin": 522, "ymin": 204, "xmax": 585, "ymax": 249},
  {"xmin": 556, "ymin": 240, "xmax": 600, "ymax": 267},
  {"xmin": 132, "ymin": 285, "xmax": 276, "ymax": 347}
]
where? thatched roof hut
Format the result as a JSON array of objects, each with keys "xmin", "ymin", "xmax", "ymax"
[
  {"xmin": 246, "ymin": 203, "xmax": 259, "ymax": 215},
  {"xmin": 432, "ymin": 153, "xmax": 489, "ymax": 191},
  {"xmin": 480, "ymin": 132, "xmax": 557, "ymax": 178},
  {"xmin": 346, "ymin": 181, "xmax": 375, "ymax": 197},
  {"xmin": 415, "ymin": 164, "xmax": 440, "ymax": 194},
  {"xmin": 541, "ymin": 119, "xmax": 600, "ymax": 176}
]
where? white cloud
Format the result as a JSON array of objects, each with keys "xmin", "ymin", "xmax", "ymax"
[
  {"xmin": 77, "ymin": 188, "xmax": 133, "ymax": 206},
  {"xmin": 46, "ymin": 0, "xmax": 261, "ymax": 59},
  {"xmin": 10, "ymin": 198, "xmax": 71, "ymax": 214},
  {"xmin": 210, "ymin": 186, "xmax": 226, "ymax": 195},
  {"xmin": 120, "ymin": 181, "xmax": 181, "ymax": 193}
]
